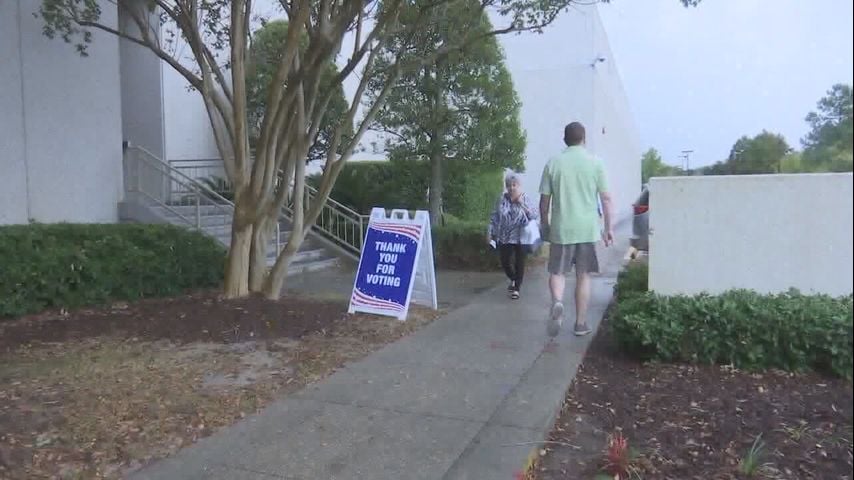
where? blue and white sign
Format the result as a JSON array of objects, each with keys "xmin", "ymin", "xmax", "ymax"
[{"xmin": 349, "ymin": 208, "xmax": 437, "ymax": 320}]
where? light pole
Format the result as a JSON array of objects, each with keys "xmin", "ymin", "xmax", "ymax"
[
  {"xmin": 732, "ymin": 148, "xmax": 744, "ymax": 175},
  {"xmin": 680, "ymin": 150, "xmax": 694, "ymax": 172}
]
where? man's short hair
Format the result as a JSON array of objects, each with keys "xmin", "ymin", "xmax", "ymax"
[{"xmin": 564, "ymin": 122, "xmax": 586, "ymax": 146}]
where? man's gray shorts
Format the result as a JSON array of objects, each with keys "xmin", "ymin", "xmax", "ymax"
[{"xmin": 548, "ymin": 243, "xmax": 599, "ymax": 275}]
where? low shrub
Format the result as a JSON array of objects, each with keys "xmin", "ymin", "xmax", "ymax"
[
  {"xmin": 198, "ymin": 175, "xmax": 234, "ymax": 202},
  {"xmin": 443, "ymin": 166, "xmax": 504, "ymax": 223},
  {"xmin": 613, "ymin": 261, "xmax": 648, "ymax": 302},
  {"xmin": 0, "ymin": 223, "xmax": 225, "ymax": 317},
  {"xmin": 432, "ymin": 219, "xmax": 500, "ymax": 271},
  {"xmin": 308, "ymin": 161, "xmax": 428, "ymax": 214},
  {"xmin": 307, "ymin": 161, "xmax": 503, "ymax": 225},
  {"xmin": 611, "ymin": 263, "xmax": 853, "ymax": 379}
]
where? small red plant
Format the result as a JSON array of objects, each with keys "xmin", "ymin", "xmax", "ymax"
[{"xmin": 603, "ymin": 431, "xmax": 631, "ymax": 478}]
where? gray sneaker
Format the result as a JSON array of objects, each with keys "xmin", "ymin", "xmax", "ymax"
[
  {"xmin": 574, "ymin": 323, "xmax": 592, "ymax": 337},
  {"xmin": 547, "ymin": 302, "xmax": 564, "ymax": 337}
]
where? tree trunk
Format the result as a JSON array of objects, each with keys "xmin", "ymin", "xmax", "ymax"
[
  {"xmin": 223, "ymin": 222, "xmax": 252, "ymax": 298},
  {"xmin": 261, "ymin": 235, "xmax": 301, "ymax": 299},
  {"xmin": 263, "ymin": 181, "xmax": 308, "ymax": 300},
  {"xmin": 428, "ymin": 151, "xmax": 443, "ymax": 226},
  {"xmin": 248, "ymin": 216, "xmax": 273, "ymax": 293},
  {"xmin": 427, "ymin": 62, "xmax": 445, "ymax": 227}
]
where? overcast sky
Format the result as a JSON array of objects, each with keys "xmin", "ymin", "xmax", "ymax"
[
  {"xmin": 596, "ymin": 0, "xmax": 854, "ymax": 168},
  {"xmin": 333, "ymin": 0, "xmax": 853, "ymax": 170}
]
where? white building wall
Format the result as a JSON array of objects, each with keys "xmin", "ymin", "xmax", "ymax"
[
  {"xmin": 0, "ymin": 1, "xmax": 29, "ymax": 224},
  {"xmin": 0, "ymin": 0, "xmax": 124, "ymax": 225},
  {"xmin": 500, "ymin": 4, "xmax": 641, "ymax": 221},
  {"xmin": 119, "ymin": 4, "xmax": 166, "ymax": 158},
  {"xmin": 590, "ymin": 6, "xmax": 643, "ymax": 217},
  {"xmin": 162, "ymin": 67, "xmax": 222, "ymax": 162},
  {"xmin": 649, "ymin": 173, "xmax": 853, "ymax": 297},
  {"xmin": 150, "ymin": 2, "xmax": 640, "ymax": 214},
  {"xmin": 157, "ymin": 1, "xmax": 278, "ymax": 165},
  {"xmin": 159, "ymin": 1, "xmax": 286, "ymax": 164}
]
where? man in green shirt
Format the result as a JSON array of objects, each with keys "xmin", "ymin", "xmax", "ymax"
[{"xmin": 539, "ymin": 122, "xmax": 614, "ymax": 337}]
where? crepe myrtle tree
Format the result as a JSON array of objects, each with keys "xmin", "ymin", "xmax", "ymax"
[
  {"xmin": 368, "ymin": 1, "xmax": 527, "ymax": 226},
  {"xmin": 37, "ymin": 0, "xmax": 701, "ymax": 299}
]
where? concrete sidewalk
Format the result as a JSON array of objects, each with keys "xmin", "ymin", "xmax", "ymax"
[
  {"xmin": 284, "ymin": 266, "xmax": 506, "ymax": 312},
  {"xmin": 131, "ymin": 235, "xmax": 628, "ymax": 480}
]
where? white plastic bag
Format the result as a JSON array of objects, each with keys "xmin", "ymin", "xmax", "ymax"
[{"xmin": 521, "ymin": 221, "xmax": 541, "ymax": 253}]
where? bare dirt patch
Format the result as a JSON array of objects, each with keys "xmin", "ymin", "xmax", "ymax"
[
  {"xmin": 0, "ymin": 293, "xmax": 440, "ymax": 479},
  {"xmin": 0, "ymin": 293, "xmax": 348, "ymax": 351},
  {"xmin": 533, "ymin": 322, "xmax": 853, "ymax": 480}
]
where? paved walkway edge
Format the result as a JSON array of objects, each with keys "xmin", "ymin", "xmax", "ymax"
[
  {"xmin": 439, "ymin": 271, "xmax": 618, "ymax": 480},
  {"xmin": 130, "ymin": 226, "xmax": 629, "ymax": 480}
]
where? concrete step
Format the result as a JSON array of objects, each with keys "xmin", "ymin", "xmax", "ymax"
[
  {"xmin": 143, "ymin": 204, "xmax": 338, "ymax": 275},
  {"xmin": 209, "ymin": 231, "xmax": 301, "ymax": 251},
  {"xmin": 156, "ymin": 206, "xmax": 297, "ymax": 232},
  {"xmin": 267, "ymin": 247, "xmax": 327, "ymax": 264},
  {"xmin": 160, "ymin": 212, "xmax": 233, "ymax": 228},
  {"xmin": 259, "ymin": 246, "xmax": 338, "ymax": 272},
  {"xmin": 205, "ymin": 225, "xmax": 322, "ymax": 247},
  {"xmin": 284, "ymin": 256, "xmax": 339, "ymax": 276},
  {"xmin": 282, "ymin": 247, "xmax": 327, "ymax": 261},
  {"xmin": 204, "ymin": 223, "xmax": 292, "ymax": 238},
  {"xmin": 160, "ymin": 204, "xmax": 232, "ymax": 216},
  {"xmin": 208, "ymin": 234, "xmax": 337, "ymax": 273}
]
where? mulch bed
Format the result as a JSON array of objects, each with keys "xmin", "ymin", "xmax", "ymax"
[
  {"xmin": 0, "ymin": 293, "xmax": 442, "ymax": 479},
  {"xmin": 0, "ymin": 292, "xmax": 346, "ymax": 351},
  {"xmin": 535, "ymin": 322, "xmax": 853, "ymax": 480}
]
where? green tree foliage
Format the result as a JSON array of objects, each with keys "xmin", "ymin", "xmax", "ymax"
[
  {"xmin": 37, "ymin": 0, "xmax": 703, "ymax": 296},
  {"xmin": 641, "ymin": 148, "xmax": 682, "ymax": 183},
  {"xmin": 246, "ymin": 20, "xmax": 351, "ymax": 164},
  {"xmin": 699, "ymin": 132, "xmax": 791, "ymax": 175},
  {"xmin": 727, "ymin": 131, "xmax": 791, "ymax": 174},
  {"xmin": 702, "ymin": 85, "xmax": 852, "ymax": 176},
  {"xmin": 369, "ymin": 0, "xmax": 526, "ymax": 225},
  {"xmin": 778, "ymin": 152, "xmax": 805, "ymax": 173},
  {"xmin": 801, "ymin": 84, "xmax": 853, "ymax": 172}
]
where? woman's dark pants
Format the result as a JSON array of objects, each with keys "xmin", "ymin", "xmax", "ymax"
[{"xmin": 498, "ymin": 243, "xmax": 527, "ymax": 291}]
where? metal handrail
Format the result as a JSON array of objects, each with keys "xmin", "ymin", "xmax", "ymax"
[
  {"xmin": 130, "ymin": 146, "xmax": 234, "ymax": 206},
  {"xmin": 170, "ymin": 155, "xmax": 363, "ymax": 220},
  {"xmin": 125, "ymin": 148, "xmax": 366, "ymax": 258},
  {"xmin": 126, "ymin": 147, "xmax": 238, "ymax": 239},
  {"xmin": 304, "ymin": 182, "xmax": 363, "ymax": 220},
  {"xmin": 135, "ymin": 189, "xmax": 197, "ymax": 226},
  {"xmin": 125, "ymin": 147, "xmax": 258, "ymax": 250},
  {"xmin": 282, "ymin": 184, "xmax": 365, "ymax": 258}
]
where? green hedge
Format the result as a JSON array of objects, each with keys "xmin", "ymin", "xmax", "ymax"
[
  {"xmin": 432, "ymin": 218, "xmax": 500, "ymax": 271},
  {"xmin": 444, "ymin": 166, "xmax": 504, "ymax": 222},
  {"xmin": 613, "ymin": 261, "xmax": 648, "ymax": 303},
  {"xmin": 0, "ymin": 223, "xmax": 226, "ymax": 317},
  {"xmin": 313, "ymin": 160, "xmax": 505, "ymax": 270},
  {"xmin": 312, "ymin": 161, "xmax": 503, "ymax": 223},
  {"xmin": 611, "ymin": 263, "xmax": 854, "ymax": 379},
  {"xmin": 310, "ymin": 161, "xmax": 428, "ymax": 214}
]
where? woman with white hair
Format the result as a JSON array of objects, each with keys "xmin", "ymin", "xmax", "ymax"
[{"xmin": 487, "ymin": 172, "xmax": 539, "ymax": 299}]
